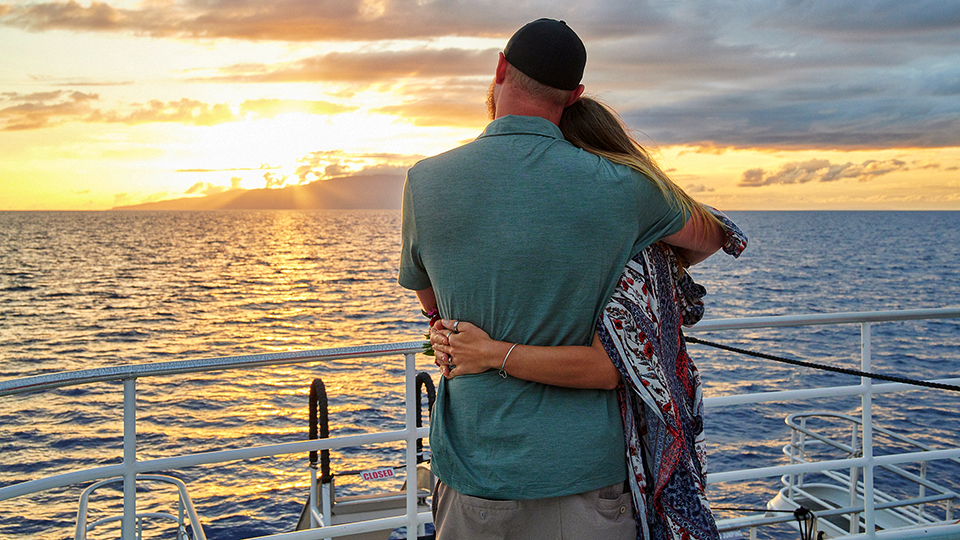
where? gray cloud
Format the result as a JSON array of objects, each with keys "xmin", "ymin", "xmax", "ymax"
[
  {"xmin": 619, "ymin": 88, "xmax": 960, "ymax": 149},
  {"xmin": 758, "ymin": 0, "xmax": 960, "ymax": 38},
  {"xmin": 739, "ymin": 158, "xmax": 914, "ymax": 187},
  {"xmin": 3, "ymin": 0, "xmax": 960, "ymax": 149}
]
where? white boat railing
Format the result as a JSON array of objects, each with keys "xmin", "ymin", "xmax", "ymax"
[
  {"xmin": 1, "ymin": 307, "xmax": 959, "ymax": 540},
  {"xmin": 0, "ymin": 342, "xmax": 429, "ymax": 540},
  {"xmin": 778, "ymin": 412, "xmax": 958, "ymax": 537},
  {"xmin": 76, "ymin": 474, "xmax": 207, "ymax": 540},
  {"xmin": 690, "ymin": 307, "xmax": 960, "ymax": 539}
]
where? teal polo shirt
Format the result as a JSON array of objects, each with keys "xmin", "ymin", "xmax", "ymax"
[{"xmin": 399, "ymin": 115, "xmax": 686, "ymax": 500}]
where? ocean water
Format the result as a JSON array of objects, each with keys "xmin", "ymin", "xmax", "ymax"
[{"xmin": 1, "ymin": 210, "xmax": 958, "ymax": 539}]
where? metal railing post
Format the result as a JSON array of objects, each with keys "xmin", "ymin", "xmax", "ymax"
[
  {"xmin": 123, "ymin": 378, "xmax": 137, "ymax": 539},
  {"xmin": 861, "ymin": 322, "xmax": 876, "ymax": 537},
  {"xmin": 309, "ymin": 466, "xmax": 318, "ymax": 529},
  {"xmin": 404, "ymin": 353, "xmax": 419, "ymax": 540},
  {"xmin": 850, "ymin": 422, "xmax": 861, "ymax": 535}
]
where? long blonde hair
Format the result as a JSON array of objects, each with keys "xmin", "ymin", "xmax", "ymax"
[{"xmin": 559, "ymin": 97, "xmax": 719, "ymax": 228}]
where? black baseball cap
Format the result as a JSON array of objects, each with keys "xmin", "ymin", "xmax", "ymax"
[{"xmin": 503, "ymin": 18, "xmax": 586, "ymax": 91}]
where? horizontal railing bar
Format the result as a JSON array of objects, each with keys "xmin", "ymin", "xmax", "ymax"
[
  {"xmin": 704, "ymin": 378, "xmax": 960, "ymax": 408},
  {"xmin": 5, "ymin": 308, "xmax": 958, "ymax": 398},
  {"xmin": 0, "ymin": 342, "xmax": 425, "ymax": 397},
  {"xmin": 786, "ymin": 412, "xmax": 960, "ymax": 467},
  {"xmin": 708, "ymin": 456, "xmax": 869, "ymax": 484},
  {"xmin": 715, "ymin": 512, "xmax": 798, "ymax": 532},
  {"xmin": 139, "ymin": 428, "xmax": 430, "ymax": 473},
  {"xmin": 86, "ymin": 512, "xmax": 180, "ymax": 528},
  {"xmin": 250, "ymin": 511, "xmax": 432, "ymax": 540},
  {"xmin": 817, "ymin": 465, "xmax": 957, "ymax": 507},
  {"xmin": 687, "ymin": 307, "xmax": 960, "ymax": 332},
  {"xmin": 705, "ymin": 384, "xmax": 865, "ymax": 407},
  {"xmin": 787, "ymin": 492, "xmax": 956, "ymax": 517},
  {"xmin": 708, "ymin": 447, "xmax": 960, "ymax": 484},
  {"xmin": 0, "ymin": 464, "xmax": 124, "ymax": 503},
  {"xmin": 872, "ymin": 448, "xmax": 960, "ymax": 467},
  {"xmin": 844, "ymin": 524, "xmax": 960, "ymax": 540},
  {"xmin": 1, "ymin": 427, "xmax": 429, "ymax": 504}
]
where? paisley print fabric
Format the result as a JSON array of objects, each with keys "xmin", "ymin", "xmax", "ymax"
[{"xmin": 597, "ymin": 208, "xmax": 746, "ymax": 540}]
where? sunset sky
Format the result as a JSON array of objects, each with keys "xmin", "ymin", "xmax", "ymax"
[{"xmin": 1, "ymin": 0, "xmax": 959, "ymax": 211}]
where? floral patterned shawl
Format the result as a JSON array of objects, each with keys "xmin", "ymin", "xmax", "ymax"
[{"xmin": 597, "ymin": 210, "xmax": 747, "ymax": 540}]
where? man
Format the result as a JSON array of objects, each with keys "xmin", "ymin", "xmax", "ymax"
[{"xmin": 398, "ymin": 19, "xmax": 714, "ymax": 539}]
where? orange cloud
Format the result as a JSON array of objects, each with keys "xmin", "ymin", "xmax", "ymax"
[
  {"xmin": 93, "ymin": 98, "xmax": 236, "ymax": 126},
  {"xmin": 0, "ymin": 90, "xmax": 98, "ymax": 130},
  {"xmin": 0, "ymin": 0, "xmax": 512, "ymax": 41},
  {"xmin": 293, "ymin": 150, "xmax": 418, "ymax": 183},
  {"xmin": 184, "ymin": 180, "xmax": 241, "ymax": 196},
  {"xmin": 205, "ymin": 48, "xmax": 496, "ymax": 84},
  {"xmin": 0, "ymin": 92, "xmax": 357, "ymax": 130},
  {"xmin": 373, "ymin": 98, "xmax": 487, "ymax": 128},
  {"xmin": 4, "ymin": 1, "xmax": 130, "ymax": 31}
]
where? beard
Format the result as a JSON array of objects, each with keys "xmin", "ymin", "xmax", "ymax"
[{"xmin": 485, "ymin": 80, "xmax": 497, "ymax": 120}]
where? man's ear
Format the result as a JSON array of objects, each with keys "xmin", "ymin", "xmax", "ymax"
[
  {"xmin": 565, "ymin": 84, "xmax": 585, "ymax": 108},
  {"xmin": 495, "ymin": 52, "xmax": 508, "ymax": 84}
]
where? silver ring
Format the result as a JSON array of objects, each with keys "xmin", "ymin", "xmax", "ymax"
[{"xmin": 452, "ymin": 320, "xmax": 460, "ymax": 333}]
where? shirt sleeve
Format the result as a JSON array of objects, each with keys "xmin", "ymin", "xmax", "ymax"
[
  {"xmin": 398, "ymin": 174, "xmax": 432, "ymax": 291},
  {"xmin": 630, "ymin": 174, "xmax": 689, "ymax": 258}
]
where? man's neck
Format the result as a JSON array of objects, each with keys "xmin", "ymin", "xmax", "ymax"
[{"xmin": 494, "ymin": 88, "xmax": 563, "ymax": 126}]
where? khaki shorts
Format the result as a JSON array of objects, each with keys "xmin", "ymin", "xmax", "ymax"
[{"xmin": 432, "ymin": 481, "xmax": 636, "ymax": 540}]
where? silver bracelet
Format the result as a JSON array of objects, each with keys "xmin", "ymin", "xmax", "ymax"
[{"xmin": 499, "ymin": 343, "xmax": 519, "ymax": 379}]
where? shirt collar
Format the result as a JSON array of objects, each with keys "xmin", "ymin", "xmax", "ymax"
[{"xmin": 478, "ymin": 115, "xmax": 565, "ymax": 141}]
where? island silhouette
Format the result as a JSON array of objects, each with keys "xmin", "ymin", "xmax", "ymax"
[{"xmin": 114, "ymin": 174, "xmax": 404, "ymax": 210}]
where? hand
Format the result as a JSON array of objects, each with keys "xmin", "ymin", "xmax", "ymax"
[
  {"xmin": 429, "ymin": 319, "xmax": 453, "ymax": 378},
  {"xmin": 429, "ymin": 319, "xmax": 498, "ymax": 379}
]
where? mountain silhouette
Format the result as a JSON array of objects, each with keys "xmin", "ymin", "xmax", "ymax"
[{"xmin": 114, "ymin": 174, "xmax": 404, "ymax": 210}]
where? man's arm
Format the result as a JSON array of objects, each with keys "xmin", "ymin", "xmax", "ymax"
[{"xmin": 415, "ymin": 287, "xmax": 438, "ymax": 314}]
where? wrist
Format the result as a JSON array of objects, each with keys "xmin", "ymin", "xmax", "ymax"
[
  {"xmin": 485, "ymin": 341, "xmax": 511, "ymax": 371},
  {"xmin": 498, "ymin": 343, "xmax": 519, "ymax": 379}
]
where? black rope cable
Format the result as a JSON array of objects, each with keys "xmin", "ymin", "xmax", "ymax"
[
  {"xmin": 712, "ymin": 506, "xmax": 818, "ymax": 540},
  {"xmin": 794, "ymin": 507, "xmax": 817, "ymax": 540},
  {"xmin": 685, "ymin": 336, "xmax": 960, "ymax": 393}
]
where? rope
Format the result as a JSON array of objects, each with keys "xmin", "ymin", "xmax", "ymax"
[
  {"xmin": 794, "ymin": 507, "xmax": 818, "ymax": 540},
  {"xmin": 685, "ymin": 336, "xmax": 960, "ymax": 393}
]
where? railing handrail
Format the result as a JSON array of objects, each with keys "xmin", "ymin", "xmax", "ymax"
[
  {"xmin": 0, "ymin": 426, "xmax": 431, "ymax": 503},
  {"xmin": 686, "ymin": 307, "xmax": 960, "ymax": 332},
  {"xmin": 4, "ymin": 308, "xmax": 958, "ymax": 398},
  {"xmin": 0, "ymin": 341, "xmax": 424, "ymax": 397}
]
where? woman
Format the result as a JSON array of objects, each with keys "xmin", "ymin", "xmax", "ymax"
[{"xmin": 428, "ymin": 97, "xmax": 747, "ymax": 540}]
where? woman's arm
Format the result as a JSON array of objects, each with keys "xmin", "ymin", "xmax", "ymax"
[
  {"xmin": 662, "ymin": 209, "xmax": 726, "ymax": 266},
  {"xmin": 430, "ymin": 320, "xmax": 620, "ymax": 390}
]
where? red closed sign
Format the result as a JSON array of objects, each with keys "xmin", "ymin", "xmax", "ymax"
[{"xmin": 360, "ymin": 468, "xmax": 396, "ymax": 481}]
